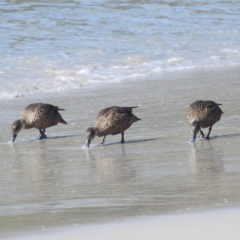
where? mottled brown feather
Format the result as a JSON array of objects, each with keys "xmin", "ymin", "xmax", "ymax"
[
  {"xmin": 20, "ymin": 103, "xmax": 67, "ymax": 129},
  {"xmin": 187, "ymin": 100, "xmax": 223, "ymax": 129},
  {"xmin": 94, "ymin": 106, "xmax": 140, "ymax": 137}
]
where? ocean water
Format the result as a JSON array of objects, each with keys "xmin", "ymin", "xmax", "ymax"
[{"xmin": 1, "ymin": 0, "xmax": 240, "ymax": 98}]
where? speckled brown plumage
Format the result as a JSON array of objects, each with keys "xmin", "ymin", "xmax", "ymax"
[
  {"xmin": 186, "ymin": 100, "xmax": 223, "ymax": 142},
  {"xmin": 85, "ymin": 106, "xmax": 140, "ymax": 147},
  {"xmin": 11, "ymin": 103, "xmax": 67, "ymax": 142},
  {"xmin": 20, "ymin": 103, "xmax": 66, "ymax": 129}
]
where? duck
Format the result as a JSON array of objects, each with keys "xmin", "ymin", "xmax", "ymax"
[
  {"xmin": 85, "ymin": 106, "xmax": 141, "ymax": 147},
  {"xmin": 11, "ymin": 103, "xmax": 67, "ymax": 142},
  {"xmin": 186, "ymin": 100, "xmax": 223, "ymax": 142}
]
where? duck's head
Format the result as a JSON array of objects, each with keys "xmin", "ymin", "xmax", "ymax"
[
  {"xmin": 11, "ymin": 120, "xmax": 23, "ymax": 142},
  {"xmin": 85, "ymin": 127, "xmax": 96, "ymax": 147},
  {"xmin": 190, "ymin": 120, "xmax": 200, "ymax": 142}
]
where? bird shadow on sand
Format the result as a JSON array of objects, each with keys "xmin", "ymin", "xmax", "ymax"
[
  {"xmin": 21, "ymin": 134, "xmax": 79, "ymax": 143},
  {"xmin": 86, "ymin": 137, "xmax": 160, "ymax": 148},
  {"xmin": 189, "ymin": 132, "xmax": 240, "ymax": 143},
  {"xmin": 207, "ymin": 132, "xmax": 240, "ymax": 140}
]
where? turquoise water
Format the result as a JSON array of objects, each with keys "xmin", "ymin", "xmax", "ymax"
[{"xmin": 1, "ymin": 0, "xmax": 240, "ymax": 98}]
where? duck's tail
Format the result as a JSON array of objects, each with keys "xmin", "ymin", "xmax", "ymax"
[
  {"xmin": 126, "ymin": 106, "xmax": 139, "ymax": 115},
  {"xmin": 54, "ymin": 105, "xmax": 65, "ymax": 111},
  {"xmin": 129, "ymin": 106, "xmax": 138, "ymax": 108},
  {"xmin": 217, "ymin": 103, "xmax": 224, "ymax": 114},
  {"xmin": 133, "ymin": 116, "xmax": 141, "ymax": 122},
  {"xmin": 60, "ymin": 118, "xmax": 68, "ymax": 125}
]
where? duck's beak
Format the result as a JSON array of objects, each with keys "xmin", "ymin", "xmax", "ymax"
[
  {"xmin": 85, "ymin": 139, "xmax": 91, "ymax": 147},
  {"xmin": 12, "ymin": 134, "xmax": 17, "ymax": 143}
]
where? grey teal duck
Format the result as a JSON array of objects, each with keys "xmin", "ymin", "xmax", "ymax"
[
  {"xmin": 11, "ymin": 103, "xmax": 67, "ymax": 142},
  {"xmin": 186, "ymin": 100, "xmax": 223, "ymax": 142},
  {"xmin": 85, "ymin": 106, "xmax": 141, "ymax": 147}
]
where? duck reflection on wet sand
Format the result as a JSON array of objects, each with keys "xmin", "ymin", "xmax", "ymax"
[
  {"xmin": 189, "ymin": 141, "xmax": 224, "ymax": 175},
  {"xmin": 84, "ymin": 143, "xmax": 137, "ymax": 184}
]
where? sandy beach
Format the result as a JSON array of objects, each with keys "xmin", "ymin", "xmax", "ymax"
[
  {"xmin": 12, "ymin": 208, "xmax": 240, "ymax": 240},
  {"xmin": 1, "ymin": 66, "xmax": 240, "ymax": 239}
]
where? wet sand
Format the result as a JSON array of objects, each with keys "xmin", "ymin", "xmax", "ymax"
[
  {"xmin": 1, "ymin": 66, "xmax": 240, "ymax": 239},
  {"xmin": 13, "ymin": 208, "xmax": 240, "ymax": 240}
]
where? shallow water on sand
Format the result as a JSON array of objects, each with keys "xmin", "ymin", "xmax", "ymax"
[{"xmin": 0, "ymin": 67, "xmax": 240, "ymax": 238}]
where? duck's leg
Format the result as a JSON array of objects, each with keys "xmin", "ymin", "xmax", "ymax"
[
  {"xmin": 39, "ymin": 129, "xmax": 47, "ymax": 139},
  {"xmin": 121, "ymin": 132, "xmax": 124, "ymax": 143},
  {"xmin": 101, "ymin": 136, "xmax": 106, "ymax": 144},
  {"xmin": 199, "ymin": 129, "xmax": 205, "ymax": 138},
  {"xmin": 205, "ymin": 126, "xmax": 212, "ymax": 140},
  {"xmin": 39, "ymin": 129, "xmax": 43, "ymax": 139},
  {"xmin": 42, "ymin": 129, "xmax": 47, "ymax": 139}
]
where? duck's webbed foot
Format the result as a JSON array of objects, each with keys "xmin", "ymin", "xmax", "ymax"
[
  {"xmin": 40, "ymin": 134, "xmax": 47, "ymax": 139},
  {"xmin": 39, "ymin": 129, "xmax": 47, "ymax": 139}
]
